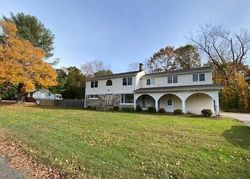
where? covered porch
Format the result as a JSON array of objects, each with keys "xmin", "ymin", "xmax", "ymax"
[{"xmin": 134, "ymin": 85, "xmax": 222, "ymax": 115}]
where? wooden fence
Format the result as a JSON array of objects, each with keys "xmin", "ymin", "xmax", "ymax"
[{"xmin": 39, "ymin": 99, "xmax": 84, "ymax": 108}]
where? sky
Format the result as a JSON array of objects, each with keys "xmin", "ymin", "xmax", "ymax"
[{"xmin": 1, "ymin": 0, "xmax": 250, "ymax": 72}]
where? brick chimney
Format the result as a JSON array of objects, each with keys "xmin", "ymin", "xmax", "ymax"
[{"xmin": 139, "ymin": 63, "xmax": 144, "ymax": 71}]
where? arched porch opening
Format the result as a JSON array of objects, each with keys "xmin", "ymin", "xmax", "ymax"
[
  {"xmin": 185, "ymin": 93, "xmax": 214, "ymax": 115},
  {"xmin": 158, "ymin": 94, "xmax": 182, "ymax": 113},
  {"xmin": 136, "ymin": 94, "xmax": 155, "ymax": 111}
]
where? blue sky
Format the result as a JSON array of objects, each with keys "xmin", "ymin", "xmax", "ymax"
[{"xmin": 1, "ymin": 0, "xmax": 250, "ymax": 72}]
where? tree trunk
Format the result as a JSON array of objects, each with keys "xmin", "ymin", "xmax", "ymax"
[{"xmin": 0, "ymin": 94, "xmax": 2, "ymax": 105}]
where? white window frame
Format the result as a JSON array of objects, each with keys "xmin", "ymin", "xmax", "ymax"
[
  {"xmin": 199, "ymin": 73, "xmax": 205, "ymax": 81},
  {"xmin": 89, "ymin": 95, "xmax": 98, "ymax": 99},
  {"xmin": 91, "ymin": 81, "xmax": 98, "ymax": 88},
  {"xmin": 120, "ymin": 94, "xmax": 134, "ymax": 104},
  {"xmin": 193, "ymin": 73, "xmax": 205, "ymax": 82},
  {"xmin": 146, "ymin": 79, "xmax": 150, "ymax": 85},
  {"xmin": 122, "ymin": 77, "xmax": 133, "ymax": 86},
  {"xmin": 106, "ymin": 79, "xmax": 112, "ymax": 86},
  {"xmin": 167, "ymin": 75, "xmax": 178, "ymax": 84},
  {"xmin": 146, "ymin": 78, "xmax": 155, "ymax": 85},
  {"xmin": 167, "ymin": 99, "xmax": 172, "ymax": 106}
]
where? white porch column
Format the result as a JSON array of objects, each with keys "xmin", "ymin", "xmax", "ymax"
[
  {"xmin": 153, "ymin": 95, "xmax": 161, "ymax": 112},
  {"xmin": 134, "ymin": 94, "xmax": 137, "ymax": 110},
  {"xmin": 182, "ymin": 99, "xmax": 186, "ymax": 114},
  {"xmin": 84, "ymin": 94, "xmax": 87, "ymax": 108},
  {"xmin": 214, "ymin": 92, "xmax": 220, "ymax": 116},
  {"xmin": 155, "ymin": 99, "xmax": 159, "ymax": 112}
]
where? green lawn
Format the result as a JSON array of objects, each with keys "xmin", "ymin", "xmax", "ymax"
[{"xmin": 0, "ymin": 105, "xmax": 249, "ymax": 178}]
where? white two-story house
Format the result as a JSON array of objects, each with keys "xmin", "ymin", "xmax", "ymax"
[{"xmin": 85, "ymin": 64, "xmax": 222, "ymax": 115}]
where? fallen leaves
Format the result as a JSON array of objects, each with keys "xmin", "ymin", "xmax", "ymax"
[{"xmin": 0, "ymin": 129, "xmax": 72, "ymax": 179}]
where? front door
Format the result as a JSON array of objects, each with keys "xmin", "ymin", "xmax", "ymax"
[
  {"xmin": 105, "ymin": 94, "xmax": 113, "ymax": 106},
  {"xmin": 166, "ymin": 99, "xmax": 174, "ymax": 112}
]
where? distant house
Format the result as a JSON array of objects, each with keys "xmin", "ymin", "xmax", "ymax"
[
  {"xmin": 28, "ymin": 89, "xmax": 63, "ymax": 101},
  {"xmin": 85, "ymin": 64, "xmax": 222, "ymax": 115}
]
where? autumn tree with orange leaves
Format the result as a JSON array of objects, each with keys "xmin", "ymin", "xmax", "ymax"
[{"xmin": 0, "ymin": 20, "xmax": 57, "ymax": 101}]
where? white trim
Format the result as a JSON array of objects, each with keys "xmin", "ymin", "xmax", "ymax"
[
  {"xmin": 120, "ymin": 103, "xmax": 134, "ymax": 105},
  {"xmin": 88, "ymin": 94, "xmax": 99, "ymax": 99}
]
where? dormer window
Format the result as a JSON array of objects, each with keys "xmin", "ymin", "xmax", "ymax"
[
  {"xmin": 123, "ymin": 77, "xmax": 132, "ymax": 86},
  {"xmin": 167, "ymin": 75, "xmax": 178, "ymax": 84},
  {"xmin": 193, "ymin": 73, "xmax": 205, "ymax": 82},
  {"xmin": 106, "ymin": 80, "xmax": 112, "ymax": 86},
  {"xmin": 91, "ymin": 81, "xmax": 98, "ymax": 88}
]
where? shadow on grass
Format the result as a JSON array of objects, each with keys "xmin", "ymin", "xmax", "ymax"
[
  {"xmin": 25, "ymin": 105, "xmax": 183, "ymax": 117},
  {"xmin": 222, "ymin": 125, "xmax": 250, "ymax": 149}
]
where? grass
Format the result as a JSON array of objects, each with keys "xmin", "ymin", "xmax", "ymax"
[{"xmin": 0, "ymin": 105, "xmax": 249, "ymax": 178}]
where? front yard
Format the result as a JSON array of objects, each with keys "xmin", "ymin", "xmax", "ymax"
[{"xmin": 0, "ymin": 105, "xmax": 249, "ymax": 178}]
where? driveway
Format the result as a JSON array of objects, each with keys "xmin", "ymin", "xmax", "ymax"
[
  {"xmin": 221, "ymin": 112, "xmax": 250, "ymax": 126},
  {"xmin": 0, "ymin": 156, "xmax": 26, "ymax": 179}
]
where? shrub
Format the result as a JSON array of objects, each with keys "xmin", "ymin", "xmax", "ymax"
[
  {"xmin": 158, "ymin": 108, "xmax": 166, "ymax": 113},
  {"xmin": 113, "ymin": 106, "xmax": 119, "ymax": 111},
  {"xmin": 147, "ymin": 107, "xmax": 156, "ymax": 113},
  {"xmin": 87, "ymin": 106, "xmax": 96, "ymax": 110},
  {"xmin": 173, "ymin": 109, "xmax": 182, "ymax": 114},
  {"xmin": 201, "ymin": 109, "xmax": 212, "ymax": 117},
  {"xmin": 187, "ymin": 111, "xmax": 194, "ymax": 115},
  {"xmin": 122, "ymin": 107, "xmax": 135, "ymax": 112},
  {"xmin": 136, "ymin": 105, "xmax": 142, "ymax": 112}
]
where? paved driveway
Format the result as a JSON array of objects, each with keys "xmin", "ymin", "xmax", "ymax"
[
  {"xmin": 0, "ymin": 156, "xmax": 26, "ymax": 179},
  {"xmin": 221, "ymin": 112, "xmax": 250, "ymax": 126}
]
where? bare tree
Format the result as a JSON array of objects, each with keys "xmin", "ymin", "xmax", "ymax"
[
  {"xmin": 190, "ymin": 24, "xmax": 250, "ymax": 110},
  {"xmin": 81, "ymin": 60, "xmax": 111, "ymax": 77},
  {"xmin": 189, "ymin": 24, "xmax": 250, "ymax": 77}
]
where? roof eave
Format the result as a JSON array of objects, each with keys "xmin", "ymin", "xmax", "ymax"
[
  {"xmin": 85, "ymin": 71, "xmax": 141, "ymax": 81},
  {"xmin": 134, "ymin": 84, "xmax": 223, "ymax": 93},
  {"xmin": 142, "ymin": 67, "xmax": 213, "ymax": 78}
]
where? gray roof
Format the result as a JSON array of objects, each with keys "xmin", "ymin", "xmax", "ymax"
[
  {"xmin": 142, "ymin": 67, "xmax": 212, "ymax": 78},
  {"xmin": 85, "ymin": 67, "xmax": 212, "ymax": 81},
  {"xmin": 134, "ymin": 84, "xmax": 223, "ymax": 93},
  {"xmin": 85, "ymin": 70, "xmax": 140, "ymax": 81}
]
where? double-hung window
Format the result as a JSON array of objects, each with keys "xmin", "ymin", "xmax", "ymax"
[
  {"xmin": 193, "ymin": 73, "xmax": 205, "ymax": 82},
  {"xmin": 199, "ymin": 73, "xmax": 205, "ymax": 81},
  {"xmin": 121, "ymin": 94, "xmax": 134, "ymax": 103},
  {"xmin": 123, "ymin": 77, "xmax": 132, "ymax": 86},
  {"xmin": 167, "ymin": 75, "xmax": 178, "ymax": 84},
  {"xmin": 91, "ymin": 81, "xmax": 98, "ymax": 88},
  {"xmin": 146, "ymin": 78, "xmax": 155, "ymax": 85},
  {"xmin": 146, "ymin": 79, "xmax": 151, "ymax": 85}
]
